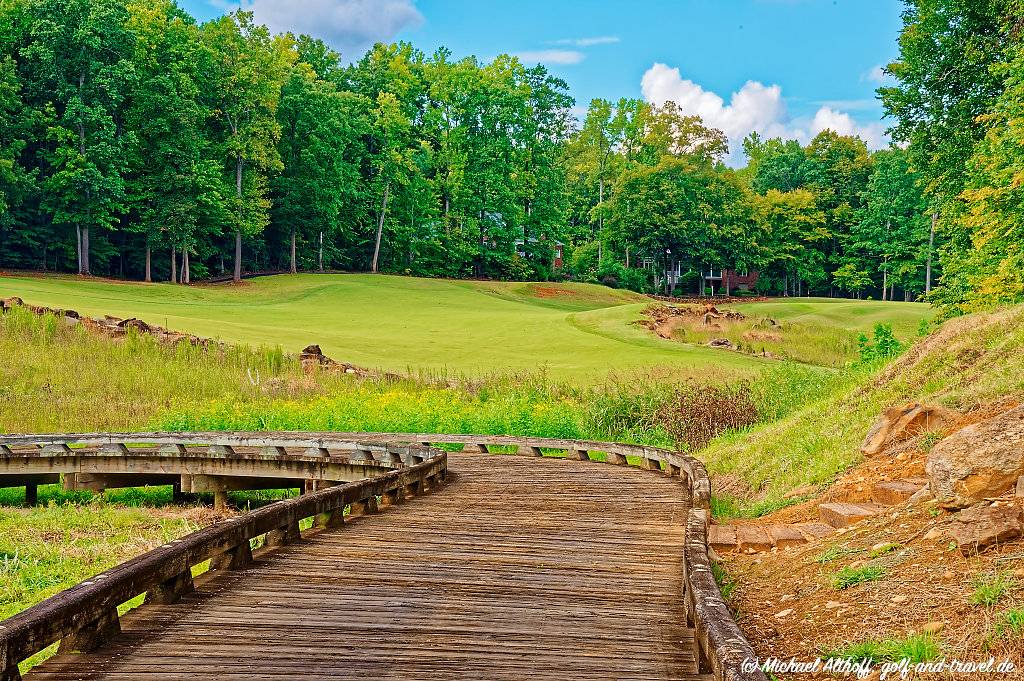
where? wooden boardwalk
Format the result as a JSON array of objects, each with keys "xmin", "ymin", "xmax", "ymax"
[{"xmin": 27, "ymin": 452, "xmax": 701, "ymax": 681}]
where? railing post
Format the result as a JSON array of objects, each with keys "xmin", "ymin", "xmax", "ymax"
[
  {"xmin": 462, "ymin": 443, "xmax": 488, "ymax": 453},
  {"xmin": 607, "ymin": 452, "xmax": 628, "ymax": 465},
  {"xmin": 349, "ymin": 496, "xmax": 378, "ymax": 517},
  {"xmin": 210, "ymin": 541, "xmax": 253, "ymax": 571},
  {"xmin": 58, "ymin": 607, "xmax": 121, "ymax": 654},
  {"xmin": 146, "ymin": 569, "xmax": 195, "ymax": 605},
  {"xmin": 517, "ymin": 444, "xmax": 543, "ymax": 457},
  {"xmin": 265, "ymin": 520, "xmax": 301, "ymax": 547},
  {"xmin": 566, "ymin": 447, "xmax": 589, "ymax": 461},
  {"xmin": 315, "ymin": 506, "xmax": 345, "ymax": 529}
]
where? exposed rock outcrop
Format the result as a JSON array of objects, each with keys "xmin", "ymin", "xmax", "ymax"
[
  {"xmin": 946, "ymin": 503, "xmax": 1024, "ymax": 555},
  {"xmin": 926, "ymin": 405, "xmax": 1024, "ymax": 508},
  {"xmin": 860, "ymin": 402, "xmax": 958, "ymax": 457}
]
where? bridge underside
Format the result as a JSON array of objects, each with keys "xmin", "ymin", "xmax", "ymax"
[{"xmin": 27, "ymin": 453, "xmax": 700, "ymax": 681}]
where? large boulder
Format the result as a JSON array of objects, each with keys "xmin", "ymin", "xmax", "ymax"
[
  {"xmin": 946, "ymin": 504, "xmax": 1024, "ymax": 555},
  {"xmin": 926, "ymin": 405, "xmax": 1024, "ymax": 508},
  {"xmin": 861, "ymin": 402, "xmax": 958, "ymax": 457}
]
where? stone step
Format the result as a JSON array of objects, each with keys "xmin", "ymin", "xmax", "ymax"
[
  {"xmin": 871, "ymin": 479, "xmax": 927, "ymax": 506},
  {"xmin": 817, "ymin": 501, "xmax": 888, "ymax": 528},
  {"xmin": 708, "ymin": 524, "xmax": 737, "ymax": 552},
  {"xmin": 709, "ymin": 522, "xmax": 823, "ymax": 553}
]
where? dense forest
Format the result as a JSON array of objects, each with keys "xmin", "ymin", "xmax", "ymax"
[{"xmin": 0, "ymin": 0, "xmax": 1021, "ymax": 312}]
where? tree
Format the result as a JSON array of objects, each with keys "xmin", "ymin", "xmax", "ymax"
[
  {"xmin": 832, "ymin": 263, "xmax": 873, "ymax": 298},
  {"xmin": 125, "ymin": 0, "xmax": 223, "ymax": 283},
  {"xmin": 272, "ymin": 38, "xmax": 355, "ymax": 274},
  {"xmin": 202, "ymin": 11, "xmax": 292, "ymax": 282},
  {"xmin": 21, "ymin": 0, "xmax": 135, "ymax": 276},
  {"xmin": 853, "ymin": 148, "xmax": 930, "ymax": 300}
]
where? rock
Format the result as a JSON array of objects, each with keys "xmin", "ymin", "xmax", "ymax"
[
  {"xmin": 926, "ymin": 405, "xmax": 1024, "ymax": 507},
  {"xmin": 706, "ymin": 337, "xmax": 736, "ymax": 350},
  {"xmin": 301, "ymin": 344, "xmax": 323, "ymax": 356},
  {"xmin": 1017, "ymin": 475, "xmax": 1024, "ymax": 497},
  {"xmin": 794, "ymin": 522, "xmax": 835, "ymax": 540},
  {"xmin": 891, "ymin": 594, "xmax": 909, "ymax": 604},
  {"xmin": 774, "ymin": 608, "xmax": 795, "ymax": 619},
  {"xmin": 920, "ymin": 621, "xmax": 945, "ymax": 635},
  {"xmin": 825, "ymin": 600, "xmax": 843, "ymax": 610},
  {"xmin": 118, "ymin": 318, "xmax": 151, "ymax": 334},
  {"xmin": 767, "ymin": 525, "xmax": 807, "ymax": 549},
  {"xmin": 63, "ymin": 315, "xmax": 80, "ymax": 327},
  {"xmin": 818, "ymin": 502, "xmax": 886, "ymax": 528},
  {"xmin": 923, "ymin": 527, "xmax": 943, "ymax": 541},
  {"xmin": 872, "ymin": 479, "xmax": 927, "ymax": 506},
  {"xmin": 708, "ymin": 525, "xmax": 738, "ymax": 553},
  {"xmin": 1, "ymin": 296, "xmax": 23, "ymax": 310},
  {"xmin": 946, "ymin": 504, "xmax": 1024, "ymax": 555},
  {"xmin": 735, "ymin": 525, "xmax": 773, "ymax": 552},
  {"xmin": 907, "ymin": 487, "xmax": 934, "ymax": 505},
  {"xmin": 861, "ymin": 402, "xmax": 958, "ymax": 457}
]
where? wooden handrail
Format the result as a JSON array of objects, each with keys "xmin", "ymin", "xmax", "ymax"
[
  {"xmin": 0, "ymin": 437, "xmax": 446, "ymax": 681},
  {"xmin": 0, "ymin": 431, "xmax": 762, "ymax": 681}
]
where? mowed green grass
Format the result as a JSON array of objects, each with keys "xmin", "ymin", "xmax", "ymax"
[
  {"xmin": 728, "ymin": 297, "xmax": 933, "ymax": 337},
  {"xmin": 0, "ymin": 274, "xmax": 764, "ymax": 379}
]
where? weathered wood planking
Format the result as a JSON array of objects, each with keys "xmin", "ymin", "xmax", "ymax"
[{"xmin": 26, "ymin": 453, "xmax": 703, "ymax": 681}]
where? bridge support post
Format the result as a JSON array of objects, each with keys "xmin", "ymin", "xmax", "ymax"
[
  {"xmin": 381, "ymin": 488, "xmax": 403, "ymax": 507},
  {"xmin": 566, "ymin": 448, "xmax": 590, "ymax": 461},
  {"xmin": 668, "ymin": 463, "xmax": 681, "ymax": 477},
  {"xmin": 517, "ymin": 445, "xmax": 543, "ymax": 457},
  {"xmin": 146, "ymin": 569, "xmax": 195, "ymax": 605},
  {"xmin": 315, "ymin": 508, "xmax": 345, "ymax": 529},
  {"xmin": 211, "ymin": 541, "xmax": 253, "ymax": 571},
  {"xmin": 58, "ymin": 607, "xmax": 121, "ymax": 654},
  {"xmin": 643, "ymin": 458, "xmax": 662, "ymax": 471},
  {"xmin": 607, "ymin": 452, "xmax": 628, "ymax": 465},
  {"xmin": 265, "ymin": 520, "xmax": 301, "ymax": 547},
  {"xmin": 350, "ymin": 496, "xmax": 378, "ymax": 517},
  {"xmin": 24, "ymin": 483, "xmax": 37, "ymax": 506},
  {"xmin": 213, "ymin": 489, "xmax": 229, "ymax": 511}
]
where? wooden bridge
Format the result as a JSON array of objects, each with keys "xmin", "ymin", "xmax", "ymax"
[{"xmin": 0, "ymin": 433, "xmax": 765, "ymax": 681}]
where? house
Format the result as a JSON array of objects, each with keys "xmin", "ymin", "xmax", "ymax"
[
  {"xmin": 702, "ymin": 267, "xmax": 759, "ymax": 294},
  {"xmin": 515, "ymin": 237, "xmax": 564, "ymax": 269}
]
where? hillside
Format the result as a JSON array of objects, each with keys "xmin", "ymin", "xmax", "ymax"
[
  {"xmin": 701, "ymin": 305, "xmax": 1024, "ymax": 510},
  {"xmin": 702, "ymin": 305, "xmax": 1024, "ymax": 665}
]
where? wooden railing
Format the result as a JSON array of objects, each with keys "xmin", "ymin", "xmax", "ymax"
[
  {"xmin": 0, "ymin": 431, "xmax": 764, "ymax": 681},
  {"xmin": 0, "ymin": 435, "xmax": 447, "ymax": 681}
]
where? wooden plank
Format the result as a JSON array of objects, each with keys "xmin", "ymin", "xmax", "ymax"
[{"xmin": 25, "ymin": 454, "xmax": 699, "ymax": 681}]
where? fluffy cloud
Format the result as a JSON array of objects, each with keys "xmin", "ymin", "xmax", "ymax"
[
  {"xmin": 230, "ymin": 0, "xmax": 423, "ymax": 57},
  {"xmin": 640, "ymin": 62, "xmax": 888, "ymax": 165},
  {"xmin": 515, "ymin": 49, "xmax": 585, "ymax": 65}
]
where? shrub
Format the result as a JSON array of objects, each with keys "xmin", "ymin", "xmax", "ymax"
[
  {"xmin": 655, "ymin": 381, "xmax": 759, "ymax": 453},
  {"xmin": 856, "ymin": 323, "xmax": 904, "ymax": 363}
]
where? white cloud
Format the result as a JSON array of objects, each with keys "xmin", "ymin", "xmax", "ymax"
[
  {"xmin": 550, "ymin": 36, "xmax": 620, "ymax": 47},
  {"xmin": 516, "ymin": 49, "xmax": 585, "ymax": 65},
  {"xmin": 861, "ymin": 64, "xmax": 888, "ymax": 83},
  {"xmin": 640, "ymin": 62, "xmax": 888, "ymax": 165},
  {"xmin": 227, "ymin": 0, "xmax": 423, "ymax": 57}
]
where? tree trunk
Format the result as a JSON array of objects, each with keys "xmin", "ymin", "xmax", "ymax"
[
  {"xmin": 318, "ymin": 231, "xmax": 324, "ymax": 272},
  {"xmin": 724, "ymin": 269, "xmax": 731, "ymax": 297},
  {"xmin": 290, "ymin": 231, "xmax": 297, "ymax": 274},
  {"xmin": 81, "ymin": 227, "xmax": 90, "ymax": 275},
  {"xmin": 371, "ymin": 183, "xmax": 390, "ymax": 273},
  {"xmin": 234, "ymin": 230, "xmax": 242, "ymax": 282},
  {"xmin": 170, "ymin": 246, "xmax": 177, "ymax": 284},
  {"xmin": 782, "ymin": 274, "xmax": 788, "ymax": 297},
  {"xmin": 76, "ymin": 226, "xmax": 82, "ymax": 274},
  {"xmin": 183, "ymin": 249, "xmax": 190, "ymax": 285},
  {"xmin": 926, "ymin": 212, "xmax": 936, "ymax": 294},
  {"xmin": 145, "ymin": 244, "xmax": 152, "ymax": 283},
  {"xmin": 233, "ymin": 156, "xmax": 243, "ymax": 283}
]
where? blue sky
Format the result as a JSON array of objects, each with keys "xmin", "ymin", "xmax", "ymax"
[{"xmin": 180, "ymin": 0, "xmax": 904, "ymax": 163}]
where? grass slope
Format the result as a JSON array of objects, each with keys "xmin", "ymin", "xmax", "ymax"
[
  {"xmin": 0, "ymin": 274, "xmax": 763, "ymax": 380},
  {"xmin": 703, "ymin": 304, "xmax": 1024, "ymax": 510},
  {"xmin": 728, "ymin": 297, "xmax": 932, "ymax": 337}
]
